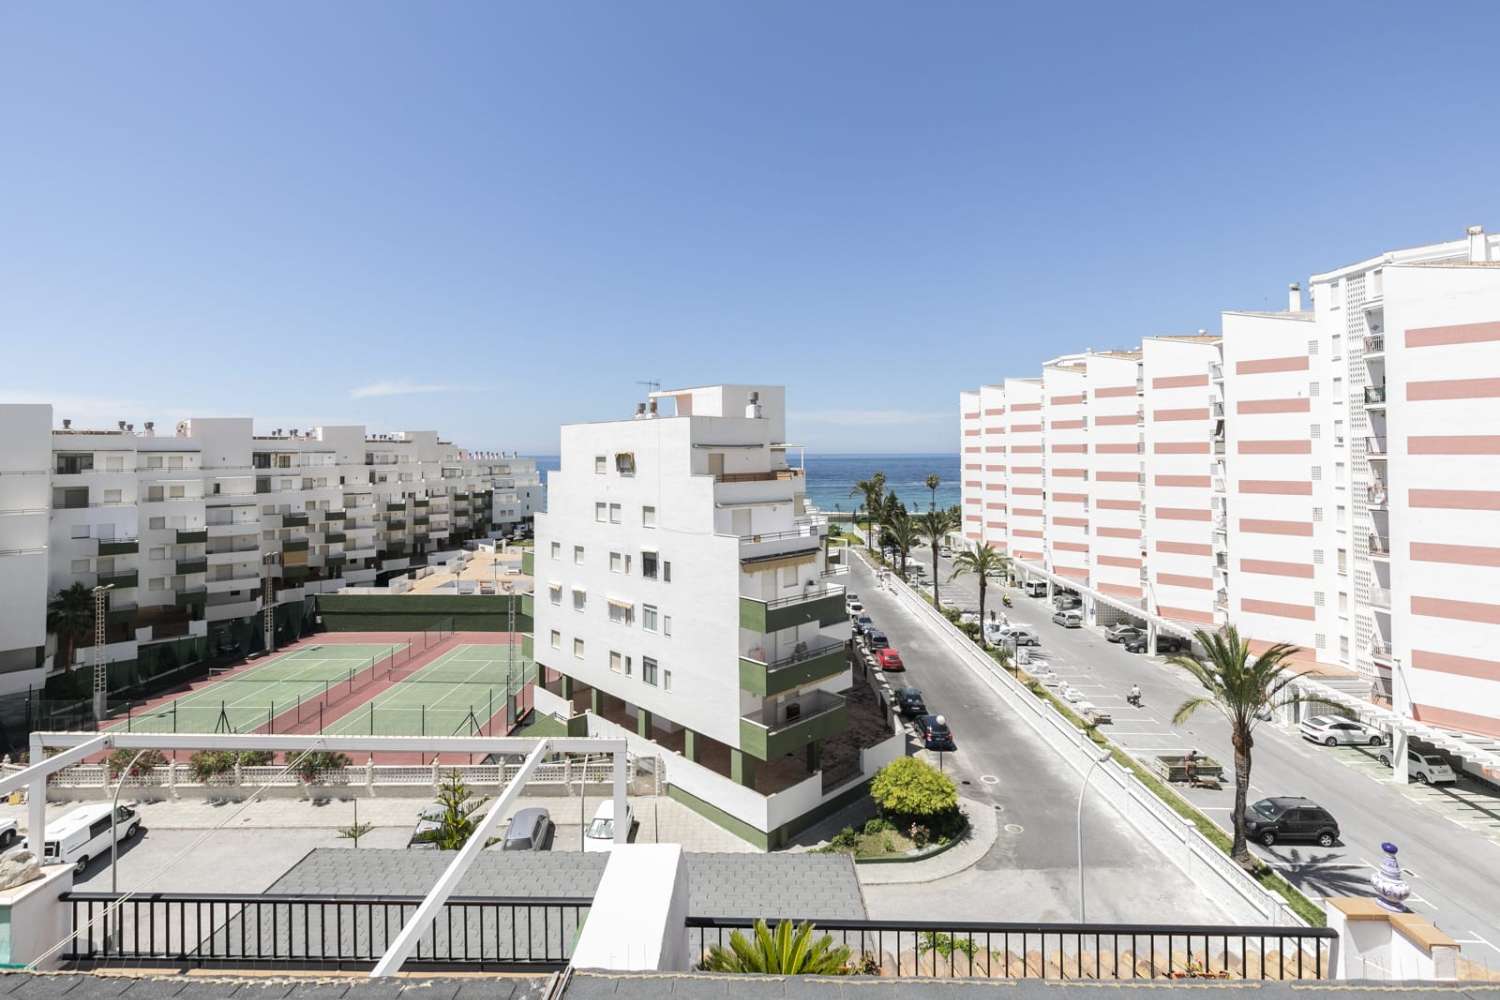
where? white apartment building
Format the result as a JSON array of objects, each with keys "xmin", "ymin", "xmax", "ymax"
[
  {"xmin": 527, "ymin": 385, "xmax": 902, "ymax": 849},
  {"xmin": 958, "ymin": 224, "xmax": 1500, "ymax": 740},
  {"xmin": 0, "ymin": 404, "xmax": 539, "ymax": 699}
]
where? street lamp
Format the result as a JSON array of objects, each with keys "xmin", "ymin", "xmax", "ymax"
[
  {"xmin": 110, "ymin": 749, "xmax": 146, "ymax": 892},
  {"xmin": 1076, "ymin": 750, "xmax": 1112, "ymax": 923}
]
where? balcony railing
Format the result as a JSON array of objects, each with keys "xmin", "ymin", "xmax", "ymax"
[
  {"xmin": 281, "ymin": 513, "xmax": 309, "ymax": 528},
  {"xmin": 1364, "ymin": 334, "xmax": 1385, "ymax": 354},
  {"xmin": 176, "ymin": 529, "xmax": 208, "ymax": 545},
  {"xmin": 175, "ymin": 587, "xmax": 208, "ymax": 608},
  {"xmin": 282, "ymin": 538, "xmax": 309, "ymax": 553},
  {"xmin": 1364, "ymin": 384, "xmax": 1388, "ymax": 405},
  {"xmin": 1369, "ymin": 640, "xmax": 1394, "ymax": 666},
  {"xmin": 1366, "ymin": 485, "xmax": 1388, "ymax": 510},
  {"xmin": 175, "ymin": 558, "xmax": 208, "ymax": 576},
  {"xmin": 323, "ymin": 531, "xmax": 346, "ymax": 545},
  {"xmin": 1365, "ymin": 436, "xmax": 1388, "ymax": 457},
  {"xmin": 740, "ymin": 584, "xmax": 846, "ymax": 633},
  {"xmin": 96, "ymin": 538, "xmax": 139, "ymax": 557},
  {"xmin": 97, "ymin": 570, "xmax": 138, "ymax": 589},
  {"xmin": 1368, "ymin": 532, "xmax": 1391, "ymax": 556},
  {"xmin": 740, "ymin": 689, "xmax": 847, "ymax": 761},
  {"xmin": 1369, "ymin": 586, "xmax": 1392, "ymax": 610},
  {"xmin": 715, "ymin": 468, "xmax": 803, "ymax": 484},
  {"xmin": 739, "ymin": 637, "xmax": 847, "ymax": 698}
]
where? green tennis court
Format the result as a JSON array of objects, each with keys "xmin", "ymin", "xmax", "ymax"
[
  {"xmin": 112, "ymin": 642, "xmax": 407, "ymax": 734},
  {"xmin": 322, "ymin": 643, "xmax": 530, "ymax": 738}
]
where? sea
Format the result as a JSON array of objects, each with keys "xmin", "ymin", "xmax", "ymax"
[{"xmin": 524, "ymin": 453, "xmax": 960, "ymax": 515}]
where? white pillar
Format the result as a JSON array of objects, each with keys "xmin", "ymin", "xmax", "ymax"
[
  {"xmin": 1391, "ymin": 728, "xmax": 1409, "ymax": 783},
  {"xmin": 613, "ymin": 749, "xmax": 628, "ymax": 845},
  {"xmin": 1146, "ymin": 622, "xmax": 1158, "ymax": 657},
  {"xmin": 570, "ymin": 844, "xmax": 690, "ymax": 971},
  {"xmin": 27, "ymin": 733, "xmax": 45, "ymax": 856}
]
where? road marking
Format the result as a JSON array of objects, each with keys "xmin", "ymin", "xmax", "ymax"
[
  {"xmin": 1457, "ymin": 931, "xmax": 1500, "ymax": 954},
  {"xmin": 980, "ymin": 774, "xmax": 1000, "ymax": 785},
  {"xmin": 1004, "ymin": 823, "xmax": 1024, "ymax": 834}
]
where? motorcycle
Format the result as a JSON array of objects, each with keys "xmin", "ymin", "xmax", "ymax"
[
  {"xmin": 1126, "ymin": 690, "xmax": 1143, "ymax": 708},
  {"xmin": 1001, "ymin": 594, "xmax": 1013, "ymax": 608}
]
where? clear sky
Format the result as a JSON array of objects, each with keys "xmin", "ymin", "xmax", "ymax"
[{"xmin": 3, "ymin": 2, "xmax": 1497, "ymax": 454}]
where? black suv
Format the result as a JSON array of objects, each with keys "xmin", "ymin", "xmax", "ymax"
[
  {"xmin": 1122, "ymin": 632, "xmax": 1191, "ymax": 655},
  {"xmin": 865, "ymin": 629, "xmax": 890, "ymax": 651},
  {"xmin": 894, "ymin": 687, "xmax": 926, "ymax": 718},
  {"xmin": 1243, "ymin": 797, "xmax": 1340, "ymax": 848},
  {"xmin": 916, "ymin": 714, "xmax": 956, "ymax": 752}
]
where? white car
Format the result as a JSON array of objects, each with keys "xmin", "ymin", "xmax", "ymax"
[
  {"xmin": 1377, "ymin": 748, "xmax": 1457, "ymax": 784},
  {"xmin": 1300, "ymin": 715, "xmax": 1384, "ymax": 747},
  {"xmin": 996, "ymin": 627, "xmax": 1040, "ymax": 647},
  {"xmin": 846, "ymin": 600, "xmax": 864, "ymax": 615},
  {"xmin": 0, "ymin": 818, "xmax": 16, "ymax": 850},
  {"xmin": 584, "ymin": 799, "xmax": 634, "ymax": 852}
]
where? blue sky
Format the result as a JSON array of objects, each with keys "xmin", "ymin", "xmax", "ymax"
[{"xmin": 3, "ymin": 2, "xmax": 1497, "ymax": 454}]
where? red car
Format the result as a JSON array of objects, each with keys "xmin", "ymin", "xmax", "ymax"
[{"xmin": 875, "ymin": 648, "xmax": 905, "ymax": 672}]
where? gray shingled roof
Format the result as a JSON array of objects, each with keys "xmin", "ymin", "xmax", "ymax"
[{"xmin": 269, "ymin": 849, "xmax": 867, "ymax": 921}]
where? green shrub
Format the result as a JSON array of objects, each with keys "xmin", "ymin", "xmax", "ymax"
[
  {"xmin": 189, "ymin": 750, "xmax": 237, "ymax": 781},
  {"xmin": 237, "ymin": 750, "xmax": 275, "ymax": 767},
  {"xmin": 827, "ymin": 826, "xmax": 860, "ymax": 852},
  {"xmin": 107, "ymin": 748, "xmax": 166, "ymax": 777},
  {"xmin": 871, "ymin": 757, "xmax": 957, "ymax": 818},
  {"xmin": 294, "ymin": 750, "xmax": 352, "ymax": 783},
  {"xmin": 862, "ymin": 817, "xmax": 893, "ymax": 835}
]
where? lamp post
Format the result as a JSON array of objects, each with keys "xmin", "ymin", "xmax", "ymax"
[
  {"xmin": 111, "ymin": 749, "xmax": 146, "ymax": 893},
  {"xmin": 1076, "ymin": 750, "xmax": 1111, "ymax": 922}
]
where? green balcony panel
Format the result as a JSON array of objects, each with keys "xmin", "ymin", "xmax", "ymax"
[
  {"xmin": 98, "ymin": 571, "xmax": 138, "ymax": 589},
  {"xmin": 387, "ymin": 502, "xmax": 407, "ymax": 512},
  {"xmin": 282, "ymin": 514, "xmax": 309, "ymax": 528},
  {"xmin": 323, "ymin": 510, "xmax": 348, "ymax": 522},
  {"xmin": 388, "ymin": 519, "xmax": 407, "ymax": 531},
  {"xmin": 175, "ymin": 558, "xmax": 208, "ymax": 576},
  {"xmin": 176, "ymin": 529, "xmax": 208, "ymax": 545},
  {"xmin": 175, "ymin": 587, "xmax": 208, "ymax": 608},
  {"xmin": 284, "ymin": 565, "xmax": 310, "ymax": 581},
  {"xmin": 739, "ymin": 693, "xmax": 847, "ymax": 762},
  {"xmin": 738, "ymin": 642, "xmax": 846, "ymax": 698},
  {"xmin": 283, "ymin": 538, "xmax": 310, "ymax": 553},
  {"xmin": 327, "ymin": 553, "xmax": 347, "ymax": 565},
  {"xmin": 324, "ymin": 532, "xmax": 347, "ymax": 544},
  {"xmin": 738, "ymin": 589, "xmax": 846, "ymax": 634},
  {"xmin": 520, "ymin": 592, "xmax": 534, "ymax": 618},
  {"xmin": 106, "ymin": 605, "xmax": 138, "ymax": 625},
  {"xmin": 521, "ymin": 551, "xmax": 535, "ymax": 576},
  {"xmin": 414, "ymin": 497, "xmax": 430, "ymax": 508},
  {"xmin": 97, "ymin": 539, "xmax": 138, "ymax": 557},
  {"xmin": 521, "ymin": 632, "xmax": 534, "ymax": 659}
]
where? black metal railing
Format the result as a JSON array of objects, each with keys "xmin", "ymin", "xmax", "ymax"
[
  {"xmin": 61, "ymin": 892, "xmax": 591, "ymax": 971},
  {"xmin": 685, "ymin": 918, "xmax": 1336, "ymax": 980}
]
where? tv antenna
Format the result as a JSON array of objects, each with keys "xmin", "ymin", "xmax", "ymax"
[{"xmin": 636, "ymin": 379, "xmax": 661, "ymax": 395}]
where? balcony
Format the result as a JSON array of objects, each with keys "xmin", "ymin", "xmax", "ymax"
[
  {"xmin": 1214, "ymin": 589, "xmax": 1228, "ymax": 611},
  {"xmin": 1213, "ymin": 438, "xmax": 1225, "ymax": 455},
  {"xmin": 1364, "ymin": 384, "xmax": 1388, "ymax": 407},
  {"xmin": 737, "ymin": 519, "xmax": 826, "ymax": 564},
  {"xmin": 282, "ymin": 513, "xmax": 309, "ymax": 529},
  {"xmin": 1364, "ymin": 334, "xmax": 1385, "ymax": 357},
  {"xmin": 175, "ymin": 587, "xmax": 208, "ymax": 608},
  {"xmin": 322, "ymin": 509, "xmax": 347, "ymax": 522},
  {"xmin": 521, "ymin": 550, "xmax": 535, "ymax": 576},
  {"xmin": 739, "ymin": 638, "xmax": 847, "ymax": 698},
  {"xmin": 520, "ymin": 592, "xmax": 534, "ymax": 618},
  {"xmin": 176, "ymin": 529, "xmax": 208, "ymax": 545},
  {"xmin": 282, "ymin": 538, "xmax": 310, "ymax": 553},
  {"xmin": 206, "ymin": 573, "xmax": 259, "ymax": 594},
  {"xmin": 740, "ymin": 690, "xmax": 847, "ymax": 762},
  {"xmin": 740, "ymin": 584, "xmax": 846, "ymax": 633},
  {"xmin": 96, "ymin": 538, "xmax": 138, "ymax": 557},
  {"xmin": 1368, "ymin": 532, "xmax": 1391, "ymax": 558},
  {"xmin": 1366, "ymin": 484, "xmax": 1388, "ymax": 510},
  {"xmin": 1365, "ymin": 436, "xmax": 1388, "ymax": 459},
  {"xmin": 105, "ymin": 602, "xmax": 138, "ymax": 625},
  {"xmin": 414, "ymin": 498, "xmax": 430, "ymax": 508},
  {"xmin": 715, "ymin": 468, "xmax": 803, "ymax": 484},
  {"xmin": 414, "ymin": 515, "xmax": 429, "ymax": 527},
  {"xmin": 175, "ymin": 557, "xmax": 208, "ymax": 576},
  {"xmin": 521, "ymin": 632, "xmax": 533, "ymax": 660},
  {"xmin": 1369, "ymin": 640, "xmax": 1394, "ymax": 667},
  {"xmin": 323, "ymin": 531, "xmax": 347, "ymax": 545},
  {"xmin": 205, "ymin": 521, "xmax": 257, "ymax": 538},
  {"xmin": 1369, "ymin": 586, "xmax": 1392, "ymax": 611},
  {"xmin": 97, "ymin": 570, "xmax": 138, "ymax": 589},
  {"xmin": 388, "ymin": 519, "xmax": 407, "ymax": 531},
  {"xmin": 386, "ymin": 502, "xmax": 407, "ymax": 512}
]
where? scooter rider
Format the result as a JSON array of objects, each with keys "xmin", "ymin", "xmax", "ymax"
[{"xmin": 1128, "ymin": 683, "xmax": 1142, "ymax": 707}]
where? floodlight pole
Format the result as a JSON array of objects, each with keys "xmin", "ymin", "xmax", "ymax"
[{"xmin": 92, "ymin": 584, "xmax": 114, "ymax": 721}]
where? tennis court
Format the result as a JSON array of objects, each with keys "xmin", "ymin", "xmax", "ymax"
[
  {"xmin": 322, "ymin": 643, "xmax": 530, "ymax": 738},
  {"xmin": 112, "ymin": 642, "xmax": 408, "ymax": 734}
]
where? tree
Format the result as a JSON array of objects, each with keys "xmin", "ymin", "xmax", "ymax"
[
  {"xmin": 848, "ymin": 472, "xmax": 886, "ymax": 549},
  {"xmin": 410, "ymin": 770, "xmax": 488, "ymax": 850},
  {"xmin": 47, "ymin": 583, "xmax": 96, "ymax": 673},
  {"xmin": 870, "ymin": 756, "xmax": 957, "ymax": 819},
  {"xmin": 948, "ymin": 543, "xmax": 1009, "ymax": 645},
  {"xmin": 702, "ymin": 919, "xmax": 852, "ymax": 975},
  {"xmin": 915, "ymin": 509, "xmax": 956, "ymax": 607},
  {"xmin": 925, "ymin": 473, "xmax": 941, "ymax": 512},
  {"xmin": 1165, "ymin": 625, "xmax": 1306, "ymax": 865},
  {"xmin": 885, "ymin": 511, "xmax": 918, "ymax": 577},
  {"xmin": 338, "ymin": 799, "xmax": 374, "ymax": 848}
]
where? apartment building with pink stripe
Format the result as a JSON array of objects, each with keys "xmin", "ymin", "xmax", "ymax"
[
  {"xmin": 1042, "ymin": 360, "xmax": 1090, "ymax": 587},
  {"xmin": 955, "ymin": 224, "xmax": 1500, "ymax": 741}
]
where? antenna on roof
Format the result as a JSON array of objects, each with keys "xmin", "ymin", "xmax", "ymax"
[{"xmin": 636, "ymin": 379, "xmax": 661, "ymax": 394}]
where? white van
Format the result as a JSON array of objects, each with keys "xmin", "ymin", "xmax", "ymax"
[
  {"xmin": 584, "ymin": 799, "xmax": 634, "ymax": 853},
  {"xmin": 28, "ymin": 804, "xmax": 141, "ymax": 874}
]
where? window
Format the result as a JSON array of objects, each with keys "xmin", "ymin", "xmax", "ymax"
[
  {"xmin": 595, "ymin": 502, "xmax": 606, "ymax": 523},
  {"xmin": 70, "ymin": 524, "xmax": 90, "ymax": 539},
  {"xmin": 642, "ymin": 505, "xmax": 657, "ymax": 528},
  {"xmin": 549, "ymin": 584, "xmax": 562, "ymax": 606},
  {"xmin": 615, "ymin": 453, "xmax": 636, "ymax": 476},
  {"xmin": 1312, "ymin": 507, "xmax": 1323, "ymax": 522},
  {"xmin": 1339, "ymin": 635, "xmax": 1350, "ymax": 658},
  {"xmin": 1312, "ymin": 466, "xmax": 1321, "ymax": 481},
  {"xmin": 643, "ymin": 604, "xmax": 658, "ymax": 632},
  {"xmin": 610, "ymin": 651, "xmax": 623, "ymax": 674},
  {"xmin": 1338, "ymin": 592, "xmax": 1348, "ymax": 613},
  {"xmin": 595, "ymin": 456, "xmax": 607, "ymax": 475},
  {"xmin": 168, "ymin": 485, "xmax": 185, "ymax": 499},
  {"xmin": 1333, "ymin": 377, "xmax": 1343, "ymax": 400},
  {"xmin": 663, "ymin": 560, "xmax": 672, "ymax": 583},
  {"xmin": 662, "ymin": 669, "xmax": 672, "ymax": 691},
  {"xmin": 149, "ymin": 517, "xmax": 165, "ymax": 530},
  {"xmin": 1337, "ymin": 549, "xmax": 1347, "ymax": 575},
  {"xmin": 608, "ymin": 503, "xmax": 621, "ymax": 524},
  {"xmin": 1337, "ymin": 504, "xmax": 1347, "ymax": 524},
  {"xmin": 574, "ymin": 638, "xmax": 585, "ymax": 659},
  {"xmin": 1313, "ymin": 549, "xmax": 1324, "ymax": 565},
  {"xmin": 572, "ymin": 588, "xmax": 587, "ymax": 612},
  {"xmin": 104, "ymin": 489, "xmax": 123, "ymax": 503},
  {"xmin": 641, "ymin": 550, "xmax": 659, "ymax": 579},
  {"xmin": 1315, "ymin": 633, "xmax": 1326, "ymax": 650},
  {"xmin": 1334, "ymin": 420, "xmax": 1345, "ymax": 446},
  {"xmin": 550, "ymin": 630, "xmax": 561, "ymax": 650},
  {"xmin": 145, "ymin": 455, "xmax": 163, "ymax": 470},
  {"xmin": 574, "ymin": 545, "xmax": 585, "ymax": 565},
  {"xmin": 780, "ymin": 566, "xmax": 799, "ymax": 589},
  {"xmin": 1311, "ymin": 424, "xmax": 1321, "ymax": 439},
  {"xmin": 1314, "ymin": 591, "xmax": 1325, "ymax": 607},
  {"xmin": 643, "ymin": 657, "xmax": 659, "ymax": 686},
  {"xmin": 1332, "ymin": 334, "xmax": 1342, "ymax": 358},
  {"xmin": 610, "ymin": 551, "xmax": 623, "ymax": 573},
  {"xmin": 608, "ymin": 601, "xmax": 634, "ymax": 625},
  {"xmin": 150, "ymin": 547, "xmax": 166, "ymax": 560},
  {"xmin": 70, "ymin": 558, "xmax": 90, "ymax": 573},
  {"xmin": 550, "ymin": 541, "xmax": 561, "ymax": 559},
  {"xmin": 1310, "ymin": 382, "xmax": 1320, "ymax": 398},
  {"xmin": 1308, "ymin": 340, "xmax": 1319, "ymax": 355},
  {"xmin": 663, "ymin": 615, "xmax": 672, "ymax": 637},
  {"xmin": 148, "ymin": 577, "xmax": 166, "ymax": 591}
]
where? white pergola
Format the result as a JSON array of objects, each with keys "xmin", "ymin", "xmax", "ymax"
[{"xmin": 8, "ymin": 731, "xmax": 631, "ymax": 977}]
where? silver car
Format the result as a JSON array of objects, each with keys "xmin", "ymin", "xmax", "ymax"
[
  {"xmin": 1377, "ymin": 748, "xmax": 1457, "ymax": 784},
  {"xmin": 1300, "ymin": 715, "xmax": 1384, "ymax": 747}
]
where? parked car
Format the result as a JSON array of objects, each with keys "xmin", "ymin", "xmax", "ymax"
[
  {"xmin": 1022, "ymin": 580, "xmax": 1048, "ymax": 597},
  {"xmin": 0, "ymin": 818, "xmax": 16, "ymax": 849},
  {"xmin": 846, "ymin": 598, "xmax": 864, "ymax": 616},
  {"xmin": 584, "ymin": 799, "xmax": 635, "ymax": 852},
  {"xmin": 865, "ymin": 629, "xmax": 890, "ymax": 651},
  {"xmin": 982, "ymin": 621, "xmax": 1006, "ymax": 643},
  {"xmin": 499, "ymin": 807, "xmax": 553, "ymax": 851},
  {"xmin": 1377, "ymin": 749, "xmax": 1457, "ymax": 784},
  {"xmin": 852, "ymin": 615, "xmax": 873, "ymax": 636},
  {"xmin": 29, "ymin": 803, "xmax": 140, "ymax": 875},
  {"xmin": 1243, "ymin": 796, "xmax": 1340, "ymax": 848},
  {"xmin": 1105, "ymin": 623, "xmax": 1144, "ymax": 643},
  {"xmin": 958, "ymin": 611, "xmax": 979, "ymax": 626},
  {"xmin": 916, "ymin": 714, "xmax": 956, "ymax": 752},
  {"xmin": 407, "ymin": 801, "xmax": 445, "ymax": 849},
  {"xmin": 996, "ymin": 626, "xmax": 1040, "ymax": 647},
  {"xmin": 1301, "ymin": 715, "xmax": 1384, "ymax": 747},
  {"xmin": 1053, "ymin": 594, "xmax": 1082, "ymax": 611},
  {"xmin": 1052, "ymin": 609, "xmax": 1083, "ymax": 628},
  {"xmin": 894, "ymin": 687, "xmax": 927, "ymax": 718},
  {"xmin": 874, "ymin": 648, "xmax": 905, "ymax": 672},
  {"xmin": 1155, "ymin": 634, "xmax": 1191, "ymax": 654}
]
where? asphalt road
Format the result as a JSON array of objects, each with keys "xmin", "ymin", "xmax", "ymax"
[
  {"xmin": 925, "ymin": 551, "xmax": 1500, "ymax": 970},
  {"xmin": 848, "ymin": 557, "xmax": 1231, "ymax": 925}
]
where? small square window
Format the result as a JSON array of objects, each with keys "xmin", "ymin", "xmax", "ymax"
[
  {"xmin": 643, "ymin": 604, "xmax": 658, "ymax": 632},
  {"xmin": 595, "ymin": 502, "xmax": 606, "ymax": 523},
  {"xmin": 610, "ymin": 650, "xmax": 623, "ymax": 674},
  {"xmin": 643, "ymin": 657, "xmax": 658, "ymax": 686},
  {"xmin": 549, "ymin": 585, "xmax": 562, "ymax": 606},
  {"xmin": 610, "ymin": 551, "xmax": 624, "ymax": 573},
  {"xmin": 550, "ymin": 630, "xmax": 561, "ymax": 650},
  {"xmin": 150, "ymin": 547, "xmax": 167, "ymax": 560},
  {"xmin": 663, "ymin": 560, "xmax": 672, "ymax": 583},
  {"xmin": 574, "ymin": 545, "xmax": 585, "ymax": 565},
  {"xmin": 550, "ymin": 541, "xmax": 561, "ymax": 559},
  {"xmin": 572, "ymin": 588, "xmax": 587, "ymax": 612},
  {"xmin": 574, "ymin": 638, "xmax": 585, "ymax": 659},
  {"xmin": 148, "ymin": 577, "xmax": 166, "ymax": 591},
  {"xmin": 641, "ymin": 550, "xmax": 658, "ymax": 579},
  {"xmin": 642, "ymin": 506, "xmax": 657, "ymax": 528},
  {"xmin": 595, "ymin": 456, "xmax": 607, "ymax": 475},
  {"xmin": 70, "ymin": 558, "xmax": 91, "ymax": 573},
  {"xmin": 615, "ymin": 453, "xmax": 636, "ymax": 476},
  {"xmin": 71, "ymin": 524, "xmax": 91, "ymax": 539},
  {"xmin": 609, "ymin": 503, "xmax": 622, "ymax": 524},
  {"xmin": 150, "ymin": 517, "xmax": 165, "ymax": 530}
]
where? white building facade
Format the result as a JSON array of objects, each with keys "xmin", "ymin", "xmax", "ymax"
[{"xmin": 957, "ymin": 224, "xmax": 1500, "ymax": 739}]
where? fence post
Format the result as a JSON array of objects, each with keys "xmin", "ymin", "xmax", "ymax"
[
  {"xmin": 366, "ymin": 755, "xmax": 375, "ymax": 798},
  {"xmin": 168, "ymin": 761, "xmax": 178, "ymax": 800},
  {"xmin": 233, "ymin": 758, "xmax": 243, "ymax": 788},
  {"xmin": 431, "ymin": 758, "xmax": 440, "ymax": 791}
]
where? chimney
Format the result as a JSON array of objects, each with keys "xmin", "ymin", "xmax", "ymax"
[
  {"xmin": 1469, "ymin": 225, "xmax": 1489, "ymax": 263},
  {"xmin": 1288, "ymin": 282, "xmax": 1302, "ymax": 312},
  {"xmin": 648, "ymin": 399, "xmax": 658, "ymax": 417},
  {"xmin": 117, "ymin": 420, "xmax": 127, "ymax": 431},
  {"xmin": 745, "ymin": 391, "xmax": 763, "ymax": 420},
  {"xmin": 634, "ymin": 402, "xmax": 647, "ymax": 419},
  {"xmin": 144, "ymin": 421, "xmax": 154, "ymax": 436},
  {"xmin": 62, "ymin": 418, "xmax": 72, "ymax": 430}
]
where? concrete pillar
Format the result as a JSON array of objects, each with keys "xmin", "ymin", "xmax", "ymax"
[
  {"xmin": 806, "ymin": 740, "xmax": 822, "ymax": 773},
  {"xmin": 559, "ymin": 674, "xmax": 574, "ymax": 700},
  {"xmin": 731, "ymin": 749, "xmax": 757, "ymax": 789},
  {"xmin": 27, "ymin": 734, "xmax": 45, "ymax": 857},
  {"xmin": 637, "ymin": 708, "xmax": 653, "ymax": 739},
  {"xmin": 682, "ymin": 729, "xmax": 699, "ymax": 763},
  {"xmin": 570, "ymin": 845, "xmax": 690, "ymax": 970},
  {"xmin": 591, "ymin": 688, "xmax": 605, "ymax": 715},
  {"xmin": 1391, "ymin": 728, "xmax": 1409, "ymax": 783},
  {"xmin": 1146, "ymin": 622, "xmax": 1158, "ymax": 657}
]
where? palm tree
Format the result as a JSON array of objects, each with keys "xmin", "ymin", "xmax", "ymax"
[
  {"xmin": 916, "ymin": 509, "xmax": 956, "ymax": 607},
  {"xmin": 949, "ymin": 543, "xmax": 1008, "ymax": 644},
  {"xmin": 47, "ymin": 583, "xmax": 95, "ymax": 673},
  {"xmin": 702, "ymin": 919, "xmax": 852, "ymax": 975},
  {"xmin": 886, "ymin": 510, "xmax": 918, "ymax": 577},
  {"xmin": 1165, "ymin": 625, "xmax": 1306, "ymax": 865},
  {"xmin": 411, "ymin": 770, "xmax": 489, "ymax": 850},
  {"xmin": 848, "ymin": 472, "xmax": 886, "ymax": 549},
  {"xmin": 925, "ymin": 473, "xmax": 941, "ymax": 511}
]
